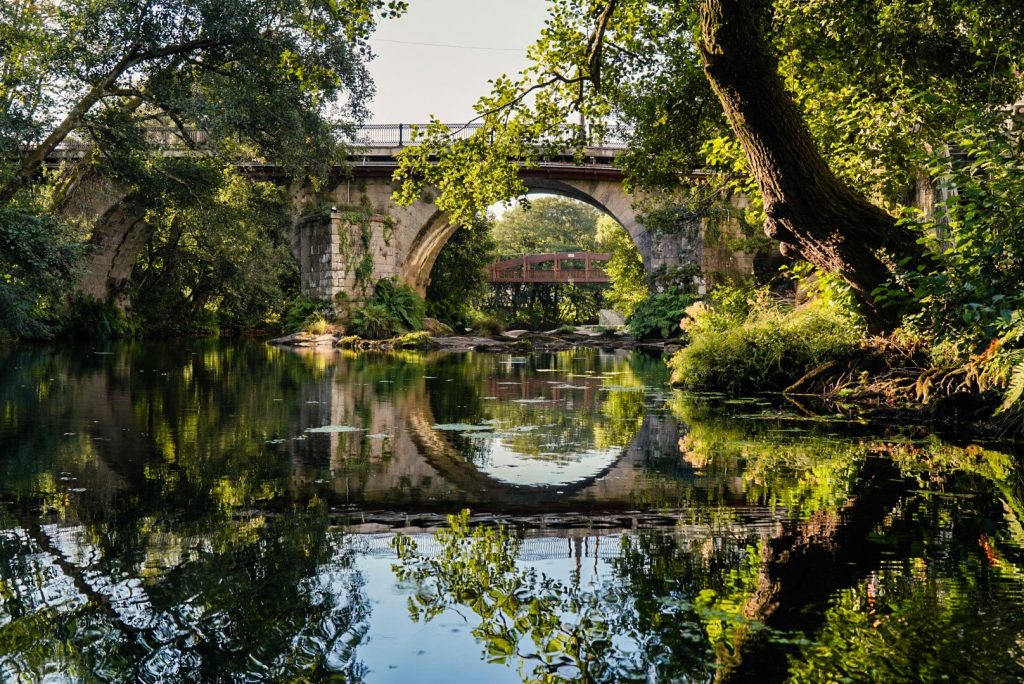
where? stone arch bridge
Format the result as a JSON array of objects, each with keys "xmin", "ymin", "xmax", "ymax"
[{"xmin": 50, "ymin": 124, "xmax": 753, "ymax": 304}]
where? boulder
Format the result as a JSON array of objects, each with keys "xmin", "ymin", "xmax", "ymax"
[
  {"xmin": 269, "ymin": 332, "xmax": 337, "ymax": 347},
  {"xmin": 422, "ymin": 317, "xmax": 455, "ymax": 336},
  {"xmin": 598, "ymin": 309, "xmax": 626, "ymax": 326}
]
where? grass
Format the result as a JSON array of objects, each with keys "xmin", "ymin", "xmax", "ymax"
[{"xmin": 668, "ymin": 293, "xmax": 862, "ymax": 393}]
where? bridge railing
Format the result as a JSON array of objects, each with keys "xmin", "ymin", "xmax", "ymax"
[
  {"xmin": 351, "ymin": 123, "xmax": 486, "ymax": 147},
  {"xmin": 49, "ymin": 123, "xmax": 627, "ymax": 154},
  {"xmin": 489, "ymin": 252, "xmax": 612, "ymax": 284},
  {"xmin": 349, "ymin": 123, "xmax": 627, "ymax": 149}
]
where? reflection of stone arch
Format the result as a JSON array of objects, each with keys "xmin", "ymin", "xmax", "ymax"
[{"xmin": 402, "ymin": 408, "xmax": 681, "ymax": 511}]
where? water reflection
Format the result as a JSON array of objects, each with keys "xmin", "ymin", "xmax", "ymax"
[{"xmin": 0, "ymin": 341, "xmax": 1022, "ymax": 681}]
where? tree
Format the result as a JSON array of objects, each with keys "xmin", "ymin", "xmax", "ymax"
[
  {"xmin": 0, "ymin": 205, "xmax": 82, "ymax": 338},
  {"xmin": 696, "ymin": 0, "xmax": 923, "ymax": 330},
  {"xmin": 0, "ymin": 0, "xmax": 405, "ymax": 336},
  {"xmin": 426, "ymin": 216, "xmax": 496, "ymax": 327},
  {"xmin": 491, "ymin": 196, "xmax": 601, "ymax": 256},
  {"xmin": 129, "ymin": 169, "xmax": 298, "ymax": 335},
  {"xmin": 393, "ymin": 0, "xmax": 1024, "ymax": 332},
  {"xmin": 595, "ymin": 215, "xmax": 645, "ymax": 317},
  {"xmin": 0, "ymin": 0, "xmax": 406, "ymax": 203}
]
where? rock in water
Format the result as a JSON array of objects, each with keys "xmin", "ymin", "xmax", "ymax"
[{"xmin": 598, "ymin": 309, "xmax": 626, "ymax": 326}]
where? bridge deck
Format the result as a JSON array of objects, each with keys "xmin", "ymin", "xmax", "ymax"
[
  {"xmin": 488, "ymin": 252, "xmax": 611, "ymax": 284},
  {"xmin": 41, "ymin": 123, "xmax": 630, "ymax": 179}
]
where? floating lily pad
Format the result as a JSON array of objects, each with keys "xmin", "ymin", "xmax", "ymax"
[
  {"xmin": 432, "ymin": 423, "xmax": 494, "ymax": 431},
  {"xmin": 305, "ymin": 425, "xmax": 365, "ymax": 433},
  {"xmin": 460, "ymin": 431, "xmax": 494, "ymax": 439}
]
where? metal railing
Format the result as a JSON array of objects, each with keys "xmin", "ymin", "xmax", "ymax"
[
  {"xmin": 49, "ymin": 123, "xmax": 626, "ymax": 153},
  {"xmin": 350, "ymin": 122, "xmax": 485, "ymax": 147},
  {"xmin": 349, "ymin": 123, "xmax": 626, "ymax": 149}
]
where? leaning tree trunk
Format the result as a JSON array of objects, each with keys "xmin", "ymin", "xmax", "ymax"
[{"xmin": 696, "ymin": 0, "xmax": 925, "ymax": 332}]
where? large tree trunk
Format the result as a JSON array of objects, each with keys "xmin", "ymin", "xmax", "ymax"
[{"xmin": 696, "ymin": 0, "xmax": 924, "ymax": 332}]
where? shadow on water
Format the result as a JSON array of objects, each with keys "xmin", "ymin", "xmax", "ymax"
[{"xmin": 0, "ymin": 340, "xmax": 1023, "ymax": 681}]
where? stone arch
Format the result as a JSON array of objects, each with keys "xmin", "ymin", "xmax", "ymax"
[
  {"xmin": 401, "ymin": 176, "xmax": 701, "ymax": 296},
  {"xmin": 520, "ymin": 177, "xmax": 654, "ymax": 269},
  {"xmin": 401, "ymin": 208, "xmax": 455, "ymax": 294}
]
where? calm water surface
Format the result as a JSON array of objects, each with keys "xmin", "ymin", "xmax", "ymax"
[{"xmin": 1, "ymin": 340, "xmax": 1023, "ymax": 682}]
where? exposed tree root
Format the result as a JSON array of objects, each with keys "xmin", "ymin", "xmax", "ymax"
[{"xmin": 784, "ymin": 337, "xmax": 1010, "ymax": 436}]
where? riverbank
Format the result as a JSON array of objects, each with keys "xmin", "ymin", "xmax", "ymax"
[
  {"xmin": 267, "ymin": 327, "xmax": 1016, "ymax": 440},
  {"xmin": 269, "ymin": 326, "xmax": 681, "ymax": 355}
]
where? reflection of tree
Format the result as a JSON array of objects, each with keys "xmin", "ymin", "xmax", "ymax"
[
  {"xmin": 783, "ymin": 440, "xmax": 1024, "ymax": 682},
  {"xmin": 391, "ymin": 512, "xmax": 804, "ymax": 682},
  {"xmin": 393, "ymin": 402, "xmax": 1024, "ymax": 682},
  {"xmin": 0, "ymin": 506, "xmax": 371, "ymax": 680},
  {"xmin": 669, "ymin": 394, "xmax": 876, "ymax": 516},
  {"xmin": 394, "ymin": 511, "xmax": 618, "ymax": 683}
]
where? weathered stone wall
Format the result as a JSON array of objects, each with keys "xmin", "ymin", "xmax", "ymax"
[
  {"xmin": 700, "ymin": 196, "xmax": 760, "ymax": 290},
  {"xmin": 294, "ymin": 210, "xmax": 398, "ymax": 306}
]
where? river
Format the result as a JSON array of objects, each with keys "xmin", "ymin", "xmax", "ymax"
[{"xmin": 1, "ymin": 340, "xmax": 1022, "ymax": 682}]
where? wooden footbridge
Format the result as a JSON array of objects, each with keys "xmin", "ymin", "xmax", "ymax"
[{"xmin": 488, "ymin": 252, "xmax": 611, "ymax": 284}]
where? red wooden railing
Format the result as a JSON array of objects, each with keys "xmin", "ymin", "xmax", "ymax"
[{"xmin": 488, "ymin": 252, "xmax": 611, "ymax": 284}]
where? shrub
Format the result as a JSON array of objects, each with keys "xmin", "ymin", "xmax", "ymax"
[
  {"xmin": 63, "ymin": 297, "xmax": 140, "ymax": 339},
  {"xmin": 345, "ymin": 278, "xmax": 427, "ymax": 340},
  {"xmin": 282, "ymin": 296, "xmax": 331, "ymax": 333},
  {"xmin": 348, "ymin": 303, "xmax": 403, "ymax": 339},
  {"xmin": 627, "ymin": 286, "xmax": 702, "ymax": 339},
  {"xmin": 469, "ymin": 311, "xmax": 505, "ymax": 337},
  {"xmin": 368, "ymin": 278, "xmax": 425, "ymax": 331},
  {"xmin": 668, "ymin": 288, "xmax": 863, "ymax": 392},
  {"xmin": 304, "ymin": 312, "xmax": 331, "ymax": 335},
  {"xmin": 395, "ymin": 331, "xmax": 439, "ymax": 349}
]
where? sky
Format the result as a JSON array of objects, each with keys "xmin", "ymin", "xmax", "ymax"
[{"xmin": 366, "ymin": 0, "xmax": 550, "ymax": 123}]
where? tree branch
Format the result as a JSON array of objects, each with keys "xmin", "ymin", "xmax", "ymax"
[
  {"xmin": 0, "ymin": 36, "xmax": 228, "ymax": 204},
  {"xmin": 586, "ymin": 0, "xmax": 618, "ymax": 91},
  {"xmin": 441, "ymin": 73, "xmax": 593, "ymax": 141}
]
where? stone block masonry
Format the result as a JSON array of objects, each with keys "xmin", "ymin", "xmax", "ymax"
[{"xmin": 294, "ymin": 210, "xmax": 398, "ymax": 308}]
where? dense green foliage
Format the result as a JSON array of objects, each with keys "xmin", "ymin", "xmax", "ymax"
[
  {"xmin": 893, "ymin": 117, "xmax": 1024, "ymax": 346},
  {"xmin": 1, "ymin": 0, "xmax": 405, "ymax": 183},
  {"xmin": 346, "ymin": 278, "xmax": 425, "ymax": 339},
  {"xmin": 0, "ymin": 0, "xmax": 404, "ymax": 338},
  {"xmin": 490, "ymin": 196, "xmax": 600, "ymax": 255},
  {"xmin": 627, "ymin": 285, "xmax": 700, "ymax": 340},
  {"xmin": 129, "ymin": 171, "xmax": 298, "ymax": 335},
  {"xmin": 282, "ymin": 295, "xmax": 332, "ymax": 335},
  {"xmin": 0, "ymin": 203, "xmax": 82, "ymax": 338},
  {"xmin": 669, "ymin": 287, "xmax": 862, "ymax": 392},
  {"xmin": 425, "ymin": 216, "xmax": 496, "ymax": 328},
  {"xmin": 596, "ymin": 216, "xmax": 647, "ymax": 318}
]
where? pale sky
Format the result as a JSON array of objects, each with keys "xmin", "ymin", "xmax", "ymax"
[{"xmin": 366, "ymin": 0, "xmax": 550, "ymax": 123}]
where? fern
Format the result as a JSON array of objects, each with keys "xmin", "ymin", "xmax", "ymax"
[{"xmin": 998, "ymin": 352, "xmax": 1024, "ymax": 413}]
